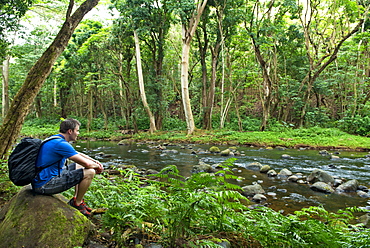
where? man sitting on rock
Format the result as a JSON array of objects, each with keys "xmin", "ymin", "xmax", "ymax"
[{"xmin": 32, "ymin": 118, "xmax": 104, "ymax": 217}]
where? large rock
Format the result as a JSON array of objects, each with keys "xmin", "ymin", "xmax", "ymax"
[
  {"xmin": 191, "ymin": 162, "xmax": 217, "ymax": 174},
  {"xmin": 245, "ymin": 162, "xmax": 263, "ymax": 171},
  {"xmin": 336, "ymin": 179, "xmax": 359, "ymax": 193},
  {"xmin": 241, "ymin": 184, "xmax": 265, "ymax": 196},
  {"xmin": 307, "ymin": 169, "xmax": 334, "ymax": 184},
  {"xmin": 0, "ymin": 186, "xmax": 94, "ymax": 248},
  {"xmin": 277, "ymin": 168, "xmax": 292, "ymax": 179},
  {"xmin": 310, "ymin": 182, "xmax": 335, "ymax": 194}
]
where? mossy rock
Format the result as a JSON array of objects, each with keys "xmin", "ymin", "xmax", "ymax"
[
  {"xmin": 0, "ymin": 186, "xmax": 94, "ymax": 248},
  {"xmin": 209, "ymin": 146, "xmax": 220, "ymax": 153}
]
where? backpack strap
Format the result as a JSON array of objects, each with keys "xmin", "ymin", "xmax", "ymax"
[{"xmin": 35, "ymin": 136, "xmax": 64, "ymax": 173}]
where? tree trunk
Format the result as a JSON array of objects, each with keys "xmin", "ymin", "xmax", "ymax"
[
  {"xmin": 181, "ymin": 38, "xmax": 195, "ymax": 134},
  {"xmin": 204, "ymin": 45, "xmax": 219, "ymax": 130},
  {"xmin": 181, "ymin": 0, "xmax": 208, "ymax": 135},
  {"xmin": 134, "ymin": 30, "xmax": 157, "ymax": 134},
  {"xmin": 2, "ymin": 56, "xmax": 10, "ymax": 118},
  {"xmin": 195, "ymin": 27, "xmax": 209, "ymax": 130},
  {"xmin": 0, "ymin": 0, "xmax": 100, "ymax": 159}
]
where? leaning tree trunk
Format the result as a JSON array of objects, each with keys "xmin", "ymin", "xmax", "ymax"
[
  {"xmin": 0, "ymin": 0, "xmax": 100, "ymax": 159},
  {"xmin": 2, "ymin": 56, "xmax": 10, "ymax": 118},
  {"xmin": 134, "ymin": 30, "xmax": 157, "ymax": 134}
]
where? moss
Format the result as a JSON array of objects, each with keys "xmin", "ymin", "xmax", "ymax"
[{"xmin": 0, "ymin": 187, "xmax": 92, "ymax": 247}]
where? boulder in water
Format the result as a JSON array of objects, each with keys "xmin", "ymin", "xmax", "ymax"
[
  {"xmin": 336, "ymin": 179, "xmax": 359, "ymax": 193},
  {"xmin": 310, "ymin": 182, "xmax": 335, "ymax": 194},
  {"xmin": 241, "ymin": 184, "xmax": 265, "ymax": 196},
  {"xmin": 307, "ymin": 169, "xmax": 334, "ymax": 184}
]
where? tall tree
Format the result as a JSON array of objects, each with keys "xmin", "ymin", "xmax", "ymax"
[
  {"xmin": 170, "ymin": 0, "xmax": 208, "ymax": 134},
  {"xmin": 112, "ymin": 0, "xmax": 172, "ymax": 130},
  {"xmin": 58, "ymin": 20, "xmax": 103, "ymax": 118},
  {"xmin": 0, "ymin": 0, "xmax": 100, "ymax": 159},
  {"xmin": 134, "ymin": 29, "xmax": 157, "ymax": 133}
]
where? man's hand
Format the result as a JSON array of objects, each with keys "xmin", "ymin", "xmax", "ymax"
[{"xmin": 94, "ymin": 161, "xmax": 104, "ymax": 174}]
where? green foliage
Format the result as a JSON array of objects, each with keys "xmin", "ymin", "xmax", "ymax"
[
  {"xmin": 0, "ymin": 159, "xmax": 20, "ymax": 202},
  {"xmin": 337, "ymin": 115, "xmax": 370, "ymax": 136},
  {"xmin": 304, "ymin": 107, "xmax": 332, "ymax": 128},
  {"xmin": 0, "ymin": 0, "xmax": 34, "ymax": 57},
  {"xmin": 162, "ymin": 117, "xmax": 187, "ymax": 131},
  {"xmin": 98, "ymin": 160, "xmax": 250, "ymax": 246},
  {"xmin": 61, "ymin": 163, "xmax": 370, "ymax": 247}
]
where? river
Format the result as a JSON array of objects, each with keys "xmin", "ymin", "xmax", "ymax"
[{"xmin": 75, "ymin": 140, "xmax": 370, "ymax": 215}]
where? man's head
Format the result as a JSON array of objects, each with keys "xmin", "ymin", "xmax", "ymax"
[{"xmin": 60, "ymin": 118, "xmax": 81, "ymax": 142}]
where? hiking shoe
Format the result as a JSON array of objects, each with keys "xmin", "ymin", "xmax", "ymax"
[
  {"xmin": 70, "ymin": 197, "xmax": 92, "ymax": 212},
  {"xmin": 80, "ymin": 199, "xmax": 92, "ymax": 212},
  {"xmin": 68, "ymin": 198, "xmax": 91, "ymax": 217}
]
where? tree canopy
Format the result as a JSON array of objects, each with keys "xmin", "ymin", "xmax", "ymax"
[{"xmin": 1, "ymin": 0, "xmax": 370, "ymax": 150}]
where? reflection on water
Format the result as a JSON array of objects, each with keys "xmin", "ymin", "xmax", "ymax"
[{"xmin": 75, "ymin": 140, "xmax": 370, "ymax": 214}]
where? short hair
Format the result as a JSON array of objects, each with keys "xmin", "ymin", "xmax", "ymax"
[{"xmin": 59, "ymin": 118, "xmax": 81, "ymax": 133}]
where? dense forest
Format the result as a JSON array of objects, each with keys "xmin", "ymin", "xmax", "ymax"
[{"xmin": 1, "ymin": 0, "xmax": 370, "ymax": 137}]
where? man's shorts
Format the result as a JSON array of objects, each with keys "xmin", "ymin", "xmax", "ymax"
[{"xmin": 33, "ymin": 163, "xmax": 84, "ymax": 195}]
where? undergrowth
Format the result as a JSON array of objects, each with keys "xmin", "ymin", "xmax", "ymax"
[{"xmin": 60, "ymin": 158, "xmax": 370, "ymax": 247}]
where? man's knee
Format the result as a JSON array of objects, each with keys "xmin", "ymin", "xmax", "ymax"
[{"xmin": 83, "ymin": 168, "xmax": 96, "ymax": 179}]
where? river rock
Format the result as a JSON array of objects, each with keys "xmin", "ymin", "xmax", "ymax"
[
  {"xmin": 357, "ymin": 214, "xmax": 370, "ymax": 228},
  {"xmin": 209, "ymin": 146, "xmax": 220, "ymax": 153},
  {"xmin": 330, "ymin": 154, "xmax": 340, "ymax": 160},
  {"xmin": 118, "ymin": 139, "xmax": 131, "ymax": 145},
  {"xmin": 260, "ymin": 165, "xmax": 271, "ymax": 173},
  {"xmin": 267, "ymin": 169, "xmax": 277, "ymax": 177},
  {"xmin": 319, "ymin": 150, "xmax": 330, "ymax": 156},
  {"xmin": 288, "ymin": 175, "xmax": 299, "ymax": 182},
  {"xmin": 218, "ymin": 240, "xmax": 231, "ymax": 248},
  {"xmin": 241, "ymin": 184, "xmax": 265, "ymax": 196},
  {"xmin": 333, "ymin": 179, "xmax": 343, "ymax": 187},
  {"xmin": 281, "ymin": 154, "xmax": 292, "ymax": 159},
  {"xmin": 307, "ymin": 169, "xmax": 334, "ymax": 184},
  {"xmin": 357, "ymin": 191, "xmax": 370, "ymax": 198},
  {"xmin": 358, "ymin": 185, "xmax": 368, "ymax": 192},
  {"xmin": 336, "ymin": 179, "xmax": 359, "ymax": 193},
  {"xmin": 191, "ymin": 162, "xmax": 217, "ymax": 174},
  {"xmin": 275, "ymin": 146, "xmax": 286, "ymax": 150},
  {"xmin": 0, "ymin": 186, "xmax": 93, "ymax": 248},
  {"xmin": 252, "ymin": 194, "xmax": 267, "ymax": 203},
  {"xmin": 245, "ymin": 162, "xmax": 263, "ymax": 171},
  {"xmin": 278, "ymin": 169, "xmax": 292, "ymax": 179},
  {"xmin": 310, "ymin": 182, "xmax": 335, "ymax": 194},
  {"xmin": 220, "ymin": 149, "xmax": 231, "ymax": 156}
]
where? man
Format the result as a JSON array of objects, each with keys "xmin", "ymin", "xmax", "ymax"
[{"xmin": 32, "ymin": 118, "xmax": 103, "ymax": 217}]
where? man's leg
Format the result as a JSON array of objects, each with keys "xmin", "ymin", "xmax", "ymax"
[{"xmin": 74, "ymin": 164, "xmax": 96, "ymax": 205}]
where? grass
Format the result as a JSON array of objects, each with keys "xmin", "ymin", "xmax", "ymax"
[
  {"xmin": 19, "ymin": 125, "xmax": 370, "ymax": 150},
  {"xmin": 131, "ymin": 127, "xmax": 370, "ymax": 150}
]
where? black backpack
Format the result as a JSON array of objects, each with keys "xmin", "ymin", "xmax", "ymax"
[{"xmin": 8, "ymin": 136, "xmax": 62, "ymax": 186}]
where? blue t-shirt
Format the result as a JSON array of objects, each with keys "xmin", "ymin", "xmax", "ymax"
[{"xmin": 32, "ymin": 134, "xmax": 78, "ymax": 188}]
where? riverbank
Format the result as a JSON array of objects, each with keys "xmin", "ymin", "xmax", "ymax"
[
  {"xmin": 128, "ymin": 128, "xmax": 370, "ymax": 151},
  {"xmin": 20, "ymin": 125, "xmax": 370, "ymax": 151}
]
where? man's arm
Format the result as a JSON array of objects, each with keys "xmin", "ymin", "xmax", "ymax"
[{"xmin": 68, "ymin": 153, "xmax": 104, "ymax": 174}]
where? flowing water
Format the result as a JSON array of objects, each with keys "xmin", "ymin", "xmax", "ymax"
[{"xmin": 75, "ymin": 140, "xmax": 370, "ymax": 214}]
